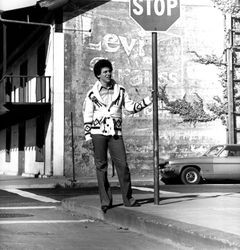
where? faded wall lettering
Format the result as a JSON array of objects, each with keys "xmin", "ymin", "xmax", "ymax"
[{"xmin": 87, "ymin": 33, "xmax": 146, "ymax": 57}]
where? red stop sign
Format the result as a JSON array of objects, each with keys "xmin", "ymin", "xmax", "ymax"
[{"xmin": 130, "ymin": 0, "xmax": 180, "ymax": 31}]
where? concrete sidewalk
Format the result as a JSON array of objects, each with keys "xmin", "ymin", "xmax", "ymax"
[
  {"xmin": 61, "ymin": 189, "xmax": 240, "ymax": 249},
  {"xmin": 1, "ymin": 175, "xmax": 240, "ymax": 249}
]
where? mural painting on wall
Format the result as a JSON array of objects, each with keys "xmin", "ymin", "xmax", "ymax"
[{"xmin": 65, "ymin": 0, "xmax": 227, "ymax": 175}]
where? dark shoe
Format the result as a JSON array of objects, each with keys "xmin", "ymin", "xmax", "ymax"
[
  {"xmin": 101, "ymin": 206, "xmax": 109, "ymax": 213},
  {"xmin": 130, "ymin": 202, "xmax": 141, "ymax": 207},
  {"xmin": 125, "ymin": 201, "xmax": 141, "ymax": 207}
]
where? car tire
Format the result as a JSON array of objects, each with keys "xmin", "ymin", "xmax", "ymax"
[{"xmin": 180, "ymin": 167, "xmax": 200, "ymax": 185}]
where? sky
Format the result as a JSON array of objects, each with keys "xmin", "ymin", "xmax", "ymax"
[{"xmin": 0, "ymin": 0, "xmax": 37, "ymax": 12}]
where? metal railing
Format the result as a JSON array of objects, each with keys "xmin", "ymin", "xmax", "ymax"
[{"xmin": 0, "ymin": 75, "xmax": 51, "ymax": 104}]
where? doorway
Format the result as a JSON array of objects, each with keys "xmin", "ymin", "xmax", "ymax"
[{"xmin": 18, "ymin": 121, "xmax": 26, "ymax": 175}]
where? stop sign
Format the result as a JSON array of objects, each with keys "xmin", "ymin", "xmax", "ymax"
[{"xmin": 129, "ymin": 0, "xmax": 180, "ymax": 31}]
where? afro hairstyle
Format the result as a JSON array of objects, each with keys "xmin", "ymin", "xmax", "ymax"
[{"xmin": 93, "ymin": 59, "xmax": 113, "ymax": 79}]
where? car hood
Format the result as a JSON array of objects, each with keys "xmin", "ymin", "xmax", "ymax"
[{"xmin": 167, "ymin": 156, "xmax": 213, "ymax": 165}]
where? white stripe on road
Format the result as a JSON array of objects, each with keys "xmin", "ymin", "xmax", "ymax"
[
  {"xmin": 132, "ymin": 186, "xmax": 154, "ymax": 192},
  {"xmin": 0, "ymin": 219, "xmax": 95, "ymax": 225},
  {"xmin": 2, "ymin": 188, "xmax": 60, "ymax": 203},
  {"xmin": 132, "ymin": 186, "xmax": 233, "ymax": 197},
  {"xmin": 0, "ymin": 206, "xmax": 57, "ymax": 210},
  {"xmin": 132, "ymin": 186, "xmax": 180, "ymax": 195}
]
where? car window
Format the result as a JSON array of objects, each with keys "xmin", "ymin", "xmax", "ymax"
[
  {"xmin": 228, "ymin": 150, "xmax": 240, "ymax": 156},
  {"xmin": 219, "ymin": 150, "xmax": 228, "ymax": 157},
  {"xmin": 219, "ymin": 149, "xmax": 240, "ymax": 157},
  {"xmin": 204, "ymin": 145, "xmax": 224, "ymax": 156}
]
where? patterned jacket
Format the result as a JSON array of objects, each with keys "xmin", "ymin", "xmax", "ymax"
[{"xmin": 83, "ymin": 80, "xmax": 152, "ymax": 141}]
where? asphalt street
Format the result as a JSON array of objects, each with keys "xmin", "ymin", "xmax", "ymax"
[
  {"xmin": 1, "ymin": 182, "xmax": 240, "ymax": 250},
  {"xmin": 0, "ymin": 205, "xmax": 173, "ymax": 250},
  {"xmin": 0, "ymin": 184, "xmax": 202, "ymax": 250}
]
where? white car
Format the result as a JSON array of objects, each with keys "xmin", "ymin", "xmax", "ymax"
[{"xmin": 160, "ymin": 144, "xmax": 240, "ymax": 184}]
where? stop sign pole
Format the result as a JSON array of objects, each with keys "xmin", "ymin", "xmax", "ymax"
[
  {"xmin": 152, "ymin": 31, "xmax": 159, "ymax": 205},
  {"xmin": 129, "ymin": 0, "xmax": 180, "ymax": 205}
]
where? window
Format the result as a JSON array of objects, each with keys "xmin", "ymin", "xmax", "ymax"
[
  {"xmin": 6, "ymin": 127, "xmax": 11, "ymax": 162},
  {"xmin": 19, "ymin": 122, "xmax": 26, "ymax": 151},
  {"xmin": 5, "ymin": 75, "xmax": 13, "ymax": 102},
  {"xmin": 220, "ymin": 147, "xmax": 240, "ymax": 157},
  {"xmin": 36, "ymin": 116, "xmax": 45, "ymax": 162},
  {"xmin": 37, "ymin": 44, "xmax": 46, "ymax": 76},
  {"xmin": 228, "ymin": 150, "xmax": 240, "ymax": 157},
  {"xmin": 37, "ymin": 44, "xmax": 46, "ymax": 101},
  {"xmin": 205, "ymin": 145, "xmax": 224, "ymax": 156},
  {"xmin": 20, "ymin": 60, "xmax": 28, "ymax": 102}
]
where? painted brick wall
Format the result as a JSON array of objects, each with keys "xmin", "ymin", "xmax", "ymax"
[{"xmin": 63, "ymin": 0, "xmax": 226, "ymax": 177}]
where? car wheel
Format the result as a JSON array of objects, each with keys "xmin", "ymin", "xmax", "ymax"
[{"xmin": 180, "ymin": 167, "xmax": 200, "ymax": 185}]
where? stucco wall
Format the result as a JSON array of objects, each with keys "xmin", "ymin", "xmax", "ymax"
[{"xmin": 63, "ymin": 0, "xmax": 226, "ymax": 177}]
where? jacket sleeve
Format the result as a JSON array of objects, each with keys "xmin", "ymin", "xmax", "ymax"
[
  {"xmin": 123, "ymin": 89, "xmax": 152, "ymax": 114},
  {"xmin": 82, "ymin": 93, "xmax": 94, "ymax": 141}
]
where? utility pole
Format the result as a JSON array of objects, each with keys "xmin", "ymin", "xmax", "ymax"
[
  {"xmin": 225, "ymin": 13, "xmax": 240, "ymax": 144},
  {"xmin": 226, "ymin": 14, "xmax": 236, "ymax": 144}
]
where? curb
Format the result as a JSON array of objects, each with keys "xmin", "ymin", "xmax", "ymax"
[
  {"xmin": 62, "ymin": 197, "xmax": 240, "ymax": 250},
  {"xmin": 0, "ymin": 176, "xmax": 158, "ymax": 189}
]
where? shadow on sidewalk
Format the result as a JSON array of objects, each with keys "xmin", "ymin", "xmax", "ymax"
[{"xmin": 139, "ymin": 192, "xmax": 240, "ymax": 206}]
